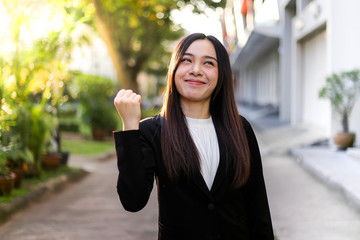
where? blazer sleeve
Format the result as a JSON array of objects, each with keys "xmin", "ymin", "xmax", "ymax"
[
  {"xmin": 113, "ymin": 124, "xmax": 156, "ymax": 212},
  {"xmin": 241, "ymin": 117, "xmax": 274, "ymax": 240}
]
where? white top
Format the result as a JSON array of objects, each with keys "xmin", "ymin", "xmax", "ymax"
[{"xmin": 185, "ymin": 116, "xmax": 220, "ymax": 190}]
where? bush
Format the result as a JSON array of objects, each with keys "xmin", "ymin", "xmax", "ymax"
[
  {"xmin": 59, "ymin": 121, "xmax": 80, "ymax": 132},
  {"xmin": 72, "ymin": 73, "xmax": 118, "ymax": 135},
  {"xmin": 88, "ymin": 103, "xmax": 117, "ymax": 131},
  {"xmin": 74, "ymin": 74, "xmax": 115, "ymax": 104}
]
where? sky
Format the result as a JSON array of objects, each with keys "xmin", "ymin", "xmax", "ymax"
[{"xmin": 172, "ymin": 5, "xmax": 224, "ymax": 42}]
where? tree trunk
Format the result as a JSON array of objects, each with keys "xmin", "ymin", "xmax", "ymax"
[
  {"xmin": 92, "ymin": 0, "xmax": 139, "ymax": 92},
  {"xmin": 342, "ymin": 112, "xmax": 349, "ymax": 133}
]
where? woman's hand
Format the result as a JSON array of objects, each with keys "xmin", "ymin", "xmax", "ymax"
[{"xmin": 114, "ymin": 89, "xmax": 142, "ymax": 131}]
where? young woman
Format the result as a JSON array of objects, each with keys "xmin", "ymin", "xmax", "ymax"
[{"xmin": 113, "ymin": 33, "xmax": 274, "ymax": 240}]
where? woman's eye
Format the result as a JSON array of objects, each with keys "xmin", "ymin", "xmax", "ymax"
[
  {"xmin": 205, "ymin": 61, "xmax": 215, "ymax": 66},
  {"xmin": 181, "ymin": 58, "xmax": 191, "ymax": 63}
]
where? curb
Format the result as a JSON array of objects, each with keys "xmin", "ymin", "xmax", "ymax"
[
  {"xmin": 0, "ymin": 169, "xmax": 89, "ymax": 225},
  {"xmin": 290, "ymin": 149, "xmax": 360, "ymax": 214}
]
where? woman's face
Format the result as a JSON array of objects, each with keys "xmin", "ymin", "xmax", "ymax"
[{"xmin": 174, "ymin": 39, "xmax": 218, "ymax": 105}]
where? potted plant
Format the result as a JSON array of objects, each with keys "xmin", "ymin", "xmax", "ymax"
[
  {"xmin": 2, "ymin": 138, "xmax": 34, "ymax": 188},
  {"xmin": 74, "ymin": 74, "xmax": 117, "ymax": 141},
  {"xmin": 32, "ymin": 107, "xmax": 61, "ymax": 171},
  {"xmin": 87, "ymin": 102, "xmax": 118, "ymax": 141},
  {"xmin": 12, "ymin": 103, "xmax": 56, "ymax": 175},
  {"xmin": 0, "ymin": 151, "xmax": 16, "ymax": 196},
  {"xmin": 319, "ymin": 69, "xmax": 360, "ymax": 149}
]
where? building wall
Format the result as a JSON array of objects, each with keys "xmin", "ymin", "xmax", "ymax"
[
  {"xmin": 327, "ymin": 0, "xmax": 360, "ymax": 142},
  {"xmin": 228, "ymin": 0, "xmax": 360, "ymax": 146},
  {"xmin": 253, "ymin": 50, "xmax": 279, "ymax": 106},
  {"xmin": 236, "ymin": 49, "xmax": 279, "ymax": 107},
  {"xmin": 301, "ymin": 29, "xmax": 331, "ymax": 132}
]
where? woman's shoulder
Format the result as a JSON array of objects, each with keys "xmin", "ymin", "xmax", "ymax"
[
  {"xmin": 139, "ymin": 114, "xmax": 162, "ymax": 134},
  {"xmin": 239, "ymin": 115, "xmax": 257, "ymax": 139},
  {"xmin": 239, "ymin": 115, "xmax": 252, "ymax": 130}
]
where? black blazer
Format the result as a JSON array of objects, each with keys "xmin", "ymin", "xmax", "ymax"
[{"xmin": 114, "ymin": 115, "xmax": 274, "ymax": 240}]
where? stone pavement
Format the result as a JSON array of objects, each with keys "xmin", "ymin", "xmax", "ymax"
[{"xmin": 239, "ymin": 103, "xmax": 360, "ymax": 240}]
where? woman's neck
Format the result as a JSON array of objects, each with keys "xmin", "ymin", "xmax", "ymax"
[{"xmin": 180, "ymin": 99, "xmax": 211, "ymax": 119}]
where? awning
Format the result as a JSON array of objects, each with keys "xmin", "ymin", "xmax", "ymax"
[{"xmin": 231, "ymin": 24, "xmax": 280, "ymax": 71}]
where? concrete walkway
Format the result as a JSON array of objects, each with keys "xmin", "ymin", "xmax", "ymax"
[{"xmin": 0, "ymin": 153, "xmax": 158, "ymax": 240}]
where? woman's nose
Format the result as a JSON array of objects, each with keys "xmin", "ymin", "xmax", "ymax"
[{"xmin": 190, "ymin": 62, "xmax": 202, "ymax": 76}]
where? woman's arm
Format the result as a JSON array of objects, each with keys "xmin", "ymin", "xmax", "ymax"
[
  {"xmin": 113, "ymin": 89, "xmax": 155, "ymax": 212},
  {"xmin": 114, "ymin": 127, "xmax": 156, "ymax": 212},
  {"xmin": 241, "ymin": 117, "xmax": 274, "ymax": 239}
]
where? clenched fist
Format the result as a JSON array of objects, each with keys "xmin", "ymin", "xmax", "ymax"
[{"xmin": 114, "ymin": 89, "xmax": 142, "ymax": 131}]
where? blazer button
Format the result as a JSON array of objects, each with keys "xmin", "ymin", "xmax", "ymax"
[{"xmin": 208, "ymin": 203, "xmax": 215, "ymax": 210}]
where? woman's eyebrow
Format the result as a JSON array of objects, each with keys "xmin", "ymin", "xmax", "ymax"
[{"xmin": 183, "ymin": 52, "xmax": 217, "ymax": 61}]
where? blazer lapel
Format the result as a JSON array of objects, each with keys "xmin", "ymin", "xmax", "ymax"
[
  {"xmin": 191, "ymin": 134, "xmax": 229, "ymax": 200},
  {"xmin": 210, "ymin": 136, "xmax": 229, "ymax": 197},
  {"xmin": 192, "ymin": 172, "xmax": 214, "ymax": 200}
]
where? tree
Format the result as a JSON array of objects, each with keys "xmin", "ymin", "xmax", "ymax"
[
  {"xmin": 0, "ymin": 0, "xmax": 90, "ymax": 171},
  {"xmin": 91, "ymin": 0, "xmax": 225, "ymax": 93}
]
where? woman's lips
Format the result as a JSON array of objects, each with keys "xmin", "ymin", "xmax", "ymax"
[{"xmin": 185, "ymin": 79, "xmax": 206, "ymax": 85}]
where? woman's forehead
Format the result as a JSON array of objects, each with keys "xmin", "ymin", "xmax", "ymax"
[{"xmin": 184, "ymin": 39, "xmax": 216, "ymax": 58}]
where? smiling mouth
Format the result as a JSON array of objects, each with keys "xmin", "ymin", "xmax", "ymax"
[{"xmin": 185, "ymin": 79, "xmax": 206, "ymax": 85}]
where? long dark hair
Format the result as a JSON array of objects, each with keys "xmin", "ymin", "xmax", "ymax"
[{"xmin": 160, "ymin": 33, "xmax": 250, "ymax": 188}]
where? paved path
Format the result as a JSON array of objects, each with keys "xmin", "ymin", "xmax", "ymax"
[
  {"xmin": 263, "ymin": 152, "xmax": 360, "ymax": 240},
  {"xmin": 0, "ymin": 156, "xmax": 158, "ymax": 240}
]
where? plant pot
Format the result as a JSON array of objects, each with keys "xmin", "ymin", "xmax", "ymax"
[
  {"xmin": 11, "ymin": 167, "xmax": 25, "ymax": 188},
  {"xmin": 41, "ymin": 152, "xmax": 62, "ymax": 170},
  {"xmin": 92, "ymin": 128, "xmax": 107, "ymax": 141},
  {"xmin": 60, "ymin": 152, "xmax": 70, "ymax": 165},
  {"xmin": 333, "ymin": 132, "xmax": 355, "ymax": 150},
  {"xmin": 0, "ymin": 172, "xmax": 16, "ymax": 196}
]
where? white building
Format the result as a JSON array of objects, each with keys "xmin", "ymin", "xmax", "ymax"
[{"xmin": 225, "ymin": 0, "xmax": 360, "ymax": 146}]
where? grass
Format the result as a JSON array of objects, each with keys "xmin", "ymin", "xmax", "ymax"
[
  {"xmin": 62, "ymin": 139, "xmax": 114, "ymax": 156},
  {"xmin": 0, "ymin": 166, "xmax": 80, "ymax": 204},
  {"xmin": 60, "ymin": 106, "xmax": 160, "ymax": 156}
]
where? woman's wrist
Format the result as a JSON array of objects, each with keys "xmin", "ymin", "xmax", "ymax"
[{"xmin": 122, "ymin": 121, "xmax": 140, "ymax": 131}]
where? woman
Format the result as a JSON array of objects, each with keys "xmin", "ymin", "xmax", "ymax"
[{"xmin": 113, "ymin": 33, "xmax": 274, "ymax": 240}]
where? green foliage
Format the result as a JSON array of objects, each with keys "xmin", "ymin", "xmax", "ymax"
[
  {"xmin": 10, "ymin": 103, "xmax": 56, "ymax": 175},
  {"xmin": 1, "ymin": 0, "xmax": 92, "ymax": 157},
  {"xmin": 319, "ymin": 69, "xmax": 360, "ymax": 132},
  {"xmin": 87, "ymin": 103, "xmax": 118, "ymax": 130},
  {"xmin": 0, "ymin": 133, "xmax": 34, "ymax": 169},
  {"xmin": 0, "ymin": 150, "xmax": 11, "ymax": 177},
  {"xmin": 73, "ymin": 73, "xmax": 118, "ymax": 131},
  {"xmin": 92, "ymin": 0, "xmax": 225, "ymax": 91},
  {"xmin": 74, "ymin": 74, "xmax": 115, "ymax": 103}
]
